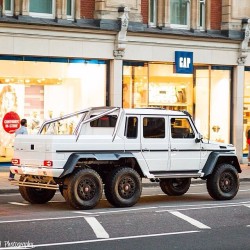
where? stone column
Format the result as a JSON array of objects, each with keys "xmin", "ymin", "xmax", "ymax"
[
  {"xmin": 14, "ymin": 0, "xmax": 21, "ymax": 16},
  {"xmin": 205, "ymin": 0, "xmax": 211, "ymax": 30},
  {"xmin": 190, "ymin": 0, "xmax": 198, "ymax": 31},
  {"xmin": 22, "ymin": 0, "xmax": 29, "ymax": 15},
  {"xmin": 56, "ymin": 0, "xmax": 62, "ymax": 19},
  {"xmin": 233, "ymin": 65, "xmax": 245, "ymax": 163},
  {"xmin": 61, "ymin": 0, "xmax": 67, "ymax": 19},
  {"xmin": 163, "ymin": 0, "xmax": 170, "ymax": 28},
  {"xmin": 157, "ymin": 0, "xmax": 164, "ymax": 27},
  {"xmin": 109, "ymin": 59, "xmax": 123, "ymax": 107},
  {"xmin": 75, "ymin": 0, "xmax": 81, "ymax": 20}
]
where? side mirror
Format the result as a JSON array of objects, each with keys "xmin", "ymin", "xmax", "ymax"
[{"xmin": 195, "ymin": 133, "xmax": 203, "ymax": 143}]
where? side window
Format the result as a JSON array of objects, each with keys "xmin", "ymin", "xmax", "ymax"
[
  {"xmin": 125, "ymin": 117, "xmax": 138, "ymax": 139},
  {"xmin": 90, "ymin": 115, "xmax": 117, "ymax": 127},
  {"xmin": 171, "ymin": 118, "xmax": 195, "ymax": 139},
  {"xmin": 143, "ymin": 117, "xmax": 165, "ymax": 138}
]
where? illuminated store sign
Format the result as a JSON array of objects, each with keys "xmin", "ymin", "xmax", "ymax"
[{"xmin": 175, "ymin": 51, "xmax": 193, "ymax": 74}]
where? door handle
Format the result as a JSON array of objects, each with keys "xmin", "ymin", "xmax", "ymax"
[
  {"xmin": 142, "ymin": 148, "xmax": 150, "ymax": 152},
  {"xmin": 171, "ymin": 148, "xmax": 178, "ymax": 151}
]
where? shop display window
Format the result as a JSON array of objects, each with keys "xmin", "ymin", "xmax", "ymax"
[
  {"xmin": 243, "ymin": 70, "xmax": 250, "ymax": 154},
  {"xmin": 195, "ymin": 67, "xmax": 231, "ymax": 144},
  {"xmin": 123, "ymin": 62, "xmax": 193, "ymax": 114},
  {"xmin": 123, "ymin": 62, "xmax": 231, "ymax": 145},
  {"xmin": 0, "ymin": 58, "xmax": 107, "ymax": 161}
]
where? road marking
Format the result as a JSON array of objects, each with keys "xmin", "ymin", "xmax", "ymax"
[
  {"xmin": 8, "ymin": 202, "xmax": 29, "ymax": 206},
  {"xmin": 169, "ymin": 211, "xmax": 210, "ymax": 229},
  {"xmin": 48, "ymin": 201, "xmax": 64, "ymax": 203},
  {"xmin": 239, "ymin": 189, "xmax": 250, "ymax": 192},
  {"xmin": 247, "ymin": 225, "xmax": 250, "ymax": 227},
  {"xmin": 244, "ymin": 204, "xmax": 250, "ymax": 208},
  {"xmin": 33, "ymin": 230, "xmax": 199, "ymax": 248},
  {"xmin": 0, "ymin": 215, "xmax": 97, "ymax": 224},
  {"xmin": 74, "ymin": 201, "xmax": 250, "ymax": 216},
  {"xmin": 74, "ymin": 206, "xmax": 158, "ymax": 215},
  {"xmin": 0, "ymin": 193, "xmax": 21, "ymax": 197},
  {"xmin": 156, "ymin": 204, "xmax": 242, "ymax": 212},
  {"xmin": 84, "ymin": 216, "xmax": 109, "ymax": 238}
]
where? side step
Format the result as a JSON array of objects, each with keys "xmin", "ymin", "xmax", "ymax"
[{"xmin": 149, "ymin": 171, "xmax": 202, "ymax": 179}]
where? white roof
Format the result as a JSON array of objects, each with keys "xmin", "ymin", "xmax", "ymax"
[{"xmin": 123, "ymin": 108, "xmax": 186, "ymax": 116}]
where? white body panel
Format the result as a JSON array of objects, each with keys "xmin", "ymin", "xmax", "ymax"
[{"xmin": 11, "ymin": 107, "xmax": 237, "ymax": 179}]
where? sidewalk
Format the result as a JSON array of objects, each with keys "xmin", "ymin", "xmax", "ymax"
[{"xmin": 0, "ymin": 164, "xmax": 250, "ymax": 194}]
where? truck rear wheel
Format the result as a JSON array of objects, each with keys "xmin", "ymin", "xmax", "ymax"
[
  {"xmin": 207, "ymin": 164, "xmax": 239, "ymax": 200},
  {"xmin": 159, "ymin": 178, "xmax": 191, "ymax": 196},
  {"xmin": 104, "ymin": 167, "xmax": 142, "ymax": 207},
  {"xmin": 19, "ymin": 186, "xmax": 56, "ymax": 204},
  {"xmin": 64, "ymin": 168, "xmax": 103, "ymax": 209}
]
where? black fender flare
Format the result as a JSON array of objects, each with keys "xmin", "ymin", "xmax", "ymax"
[
  {"xmin": 59, "ymin": 152, "xmax": 135, "ymax": 178},
  {"xmin": 202, "ymin": 151, "xmax": 241, "ymax": 178}
]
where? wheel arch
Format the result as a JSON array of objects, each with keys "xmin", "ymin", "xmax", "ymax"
[
  {"xmin": 59, "ymin": 152, "xmax": 144, "ymax": 178},
  {"xmin": 202, "ymin": 151, "xmax": 241, "ymax": 178}
]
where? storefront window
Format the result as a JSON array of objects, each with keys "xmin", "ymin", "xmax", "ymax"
[
  {"xmin": 123, "ymin": 62, "xmax": 231, "ymax": 145},
  {"xmin": 243, "ymin": 69, "xmax": 250, "ymax": 154},
  {"xmin": 0, "ymin": 57, "xmax": 107, "ymax": 161},
  {"xmin": 123, "ymin": 62, "xmax": 193, "ymax": 114},
  {"xmin": 195, "ymin": 67, "xmax": 231, "ymax": 143}
]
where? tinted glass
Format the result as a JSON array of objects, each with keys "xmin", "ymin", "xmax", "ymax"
[
  {"xmin": 143, "ymin": 117, "xmax": 165, "ymax": 138},
  {"xmin": 171, "ymin": 118, "xmax": 195, "ymax": 138}
]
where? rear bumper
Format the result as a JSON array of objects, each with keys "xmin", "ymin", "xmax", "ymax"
[{"xmin": 10, "ymin": 165, "xmax": 64, "ymax": 178}]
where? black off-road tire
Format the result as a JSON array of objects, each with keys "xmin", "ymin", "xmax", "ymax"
[
  {"xmin": 64, "ymin": 168, "xmax": 103, "ymax": 210},
  {"xmin": 19, "ymin": 186, "xmax": 56, "ymax": 204},
  {"xmin": 159, "ymin": 178, "xmax": 191, "ymax": 196},
  {"xmin": 206, "ymin": 164, "xmax": 239, "ymax": 200},
  {"xmin": 104, "ymin": 167, "xmax": 142, "ymax": 207}
]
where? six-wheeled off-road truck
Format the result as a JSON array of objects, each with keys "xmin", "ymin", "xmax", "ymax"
[{"xmin": 10, "ymin": 107, "xmax": 241, "ymax": 209}]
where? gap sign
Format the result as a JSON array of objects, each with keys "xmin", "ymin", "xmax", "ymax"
[{"xmin": 175, "ymin": 51, "xmax": 193, "ymax": 74}]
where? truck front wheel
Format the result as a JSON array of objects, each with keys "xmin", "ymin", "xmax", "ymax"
[
  {"xmin": 64, "ymin": 168, "xmax": 103, "ymax": 209},
  {"xmin": 104, "ymin": 167, "xmax": 142, "ymax": 207},
  {"xmin": 159, "ymin": 178, "xmax": 191, "ymax": 196},
  {"xmin": 19, "ymin": 186, "xmax": 56, "ymax": 204},
  {"xmin": 206, "ymin": 164, "xmax": 239, "ymax": 200}
]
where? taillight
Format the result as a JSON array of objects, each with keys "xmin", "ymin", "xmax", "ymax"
[
  {"xmin": 12, "ymin": 158, "xmax": 20, "ymax": 165},
  {"xmin": 44, "ymin": 160, "xmax": 53, "ymax": 167}
]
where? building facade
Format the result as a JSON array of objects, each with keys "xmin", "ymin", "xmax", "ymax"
[{"xmin": 0, "ymin": 0, "xmax": 249, "ymax": 163}]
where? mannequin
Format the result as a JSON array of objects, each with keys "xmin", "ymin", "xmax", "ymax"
[
  {"xmin": 29, "ymin": 111, "xmax": 40, "ymax": 134},
  {"xmin": 57, "ymin": 112, "xmax": 68, "ymax": 134},
  {"xmin": 44, "ymin": 110, "xmax": 57, "ymax": 134}
]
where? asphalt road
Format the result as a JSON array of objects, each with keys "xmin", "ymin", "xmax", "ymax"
[{"xmin": 0, "ymin": 182, "xmax": 250, "ymax": 250}]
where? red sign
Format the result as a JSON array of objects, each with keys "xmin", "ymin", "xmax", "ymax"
[{"xmin": 2, "ymin": 112, "xmax": 20, "ymax": 134}]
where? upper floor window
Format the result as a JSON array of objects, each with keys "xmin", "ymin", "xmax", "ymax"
[
  {"xmin": 199, "ymin": 0, "xmax": 206, "ymax": 30},
  {"xmin": 170, "ymin": 0, "xmax": 190, "ymax": 29},
  {"xmin": 143, "ymin": 117, "xmax": 165, "ymax": 138},
  {"xmin": 149, "ymin": 0, "xmax": 157, "ymax": 27},
  {"xmin": 29, "ymin": 0, "xmax": 55, "ymax": 18},
  {"xmin": 4, "ymin": 0, "xmax": 14, "ymax": 16},
  {"xmin": 67, "ymin": 0, "xmax": 74, "ymax": 19}
]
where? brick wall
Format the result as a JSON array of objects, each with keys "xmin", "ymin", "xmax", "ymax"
[
  {"xmin": 141, "ymin": 0, "xmax": 148, "ymax": 24},
  {"xmin": 81, "ymin": 0, "xmax": 95, "ymax": 19},
  {"xmin": 210, "ymin": 0, "xmax": 222, "ymax": 30}
]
